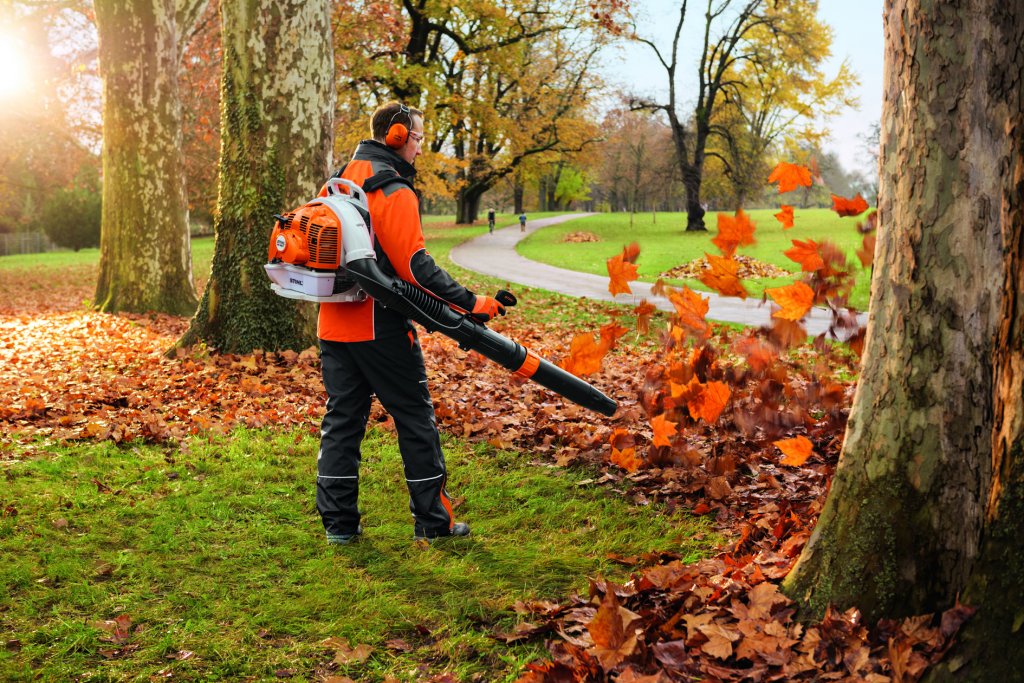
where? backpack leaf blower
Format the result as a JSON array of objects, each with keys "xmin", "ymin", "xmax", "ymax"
[{"xmin": 265, "ymin": 178, "xmax": 618, "ymax": 417}]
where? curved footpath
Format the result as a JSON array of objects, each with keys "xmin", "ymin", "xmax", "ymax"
[{"xmin": 450, "ymin": 213, "xmax": 868, "ymax": 338}]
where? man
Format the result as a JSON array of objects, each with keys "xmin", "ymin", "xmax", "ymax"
[
  {"xmin": 316, "ymin": 102, "xmax": 506, "ymax": 544},
  {"xmin": 487, "ymin": 208, "xmax": 496, "ymax": 233}
]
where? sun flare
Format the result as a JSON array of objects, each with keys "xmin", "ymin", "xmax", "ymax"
[{"xmin": 0, "ymin": 39, "xmax": 32, "ymax": 97}]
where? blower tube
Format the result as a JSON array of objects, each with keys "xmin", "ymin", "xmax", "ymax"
[{"xmin": 344, "ymin": 257, "xmax": 618, "ymax": 417}]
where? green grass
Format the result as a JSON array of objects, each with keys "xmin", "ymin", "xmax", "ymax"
[
  {"xmin": 518, "ymin": 209, "xmax": 873, "ymax": 310},
  {"xmin": 0, "ymin": 429, "xmax": 716, "ymax": 681}
]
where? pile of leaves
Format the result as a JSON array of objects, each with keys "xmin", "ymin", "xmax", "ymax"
[
  {"xmin": 659, "ymin": 254, "xmax": 789, "ymax": 281},
  {"xmin": 561, "ymin": 231, "xmax": 602, "ymax": 243}
]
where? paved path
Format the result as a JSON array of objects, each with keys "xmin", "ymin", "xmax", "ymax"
[{"xmin": 450, "ymin": 213, "xmax": 866, "ymax": 337}]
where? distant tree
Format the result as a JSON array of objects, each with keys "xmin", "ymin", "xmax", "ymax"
[
  {"xmin": 35, "ymin": 167, "xmax": 102, "ymax": 252},
  {"xmin": 631, "ymin": 0, "xmax": 853, "ymax": 231},
  {"xmin": 178, "ymin": 0, "xmax": 334, "ymax": 353}
]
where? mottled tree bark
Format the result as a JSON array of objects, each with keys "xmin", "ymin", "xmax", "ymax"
[
  {"xmin": 178, "ymin": 0, "xmax": 334, "ymax": 353},
  {"xmin": 94, "ymin": 0, "xmax": 208, "ymax": 315},
  {"xmin": 784, "ymin": 2, "xmax": 1024, "ymax": 677}
]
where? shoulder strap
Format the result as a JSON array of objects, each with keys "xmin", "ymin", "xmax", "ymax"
[{"xmin": 362, "ymin": 169, "xmax": 415, "ymax": 195}]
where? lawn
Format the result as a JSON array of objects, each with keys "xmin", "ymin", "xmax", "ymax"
[
  {"xmin": 0, "ymin": 429, "xmax": 713, "ymax": 681},
  {"xmin": 517, "ymin": 209, "xmax": 874, "ymax": 310}
]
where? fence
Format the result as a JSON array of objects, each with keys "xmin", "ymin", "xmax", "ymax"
[{"xmin": 0, "ymin": 232, "xmax": 57, "ymax": 257}]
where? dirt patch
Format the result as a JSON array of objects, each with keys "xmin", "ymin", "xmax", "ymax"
[
  {"xmin": 661, "ymin": 254, "xmax": 789, "ymax": 280},
  {"xmin": 560, "ymin": 231, "xmax": 601, "ymax": 243}
]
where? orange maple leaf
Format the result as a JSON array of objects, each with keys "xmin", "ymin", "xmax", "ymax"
[
  {"xmin": 711, "ymin": 210, "xmax": 756, "ymax": 257},
  {"xmin": 766, "ymin": 282, "xmax": 815, "ymax": 321},
  {"xmin": 687, "ymin": 381, "xmax": 730, "ymax": 424},
  {"xmin": 606, "ymin": 252, "xmax": 639, "ymax": 296},
  {"xmin": 700, "ymin": 253, "xmax": 748, "ymax": 299},
  {"xmin": 611, "ymin": 446, "xmax": 642, "ymax": 473},
  {"xmin": 559, "ymin": 332, "xmax": 607, "ymax": 377},
  {"xmin": 831, "ymin": 193, "xmax": 870, "ymax": 217},
  {"xmin": 633, "ymin": 300, "xmax": 657, "ymax": 335},
  {"xmin": 622, "ymin": 241, "xmax": 641, "ymax": 263},
  {"xmin": 767, "ymin": 162, "xmax": 813, "ymax": 194},
  {"xmin": 733, "ymin": 335, "xmax": 776, "ymax": 373},
  {"xmin": 856, "ymin": 234, "xmax": 877, "ymax": 268},
  {"xmin": 784, "ymin": 239, "xmax": 825, "ymax": 272},
  {"xmin": 774, "ymin": 435, "xmax": 815, "ymax": 466},
  {"xmin": 667, "ymin": 287, "xmax": 710, "ymax": 338},
  {"xmin": 774, "ymin": 205, "xmax": 795, "ymax": 229},
  {"xmin": 649, "ymin": 413, "xmax": 678, "ymax": 448},
  {"xmin": 599, "ymin": 321, "xmax": 629, "ymax": 351}
]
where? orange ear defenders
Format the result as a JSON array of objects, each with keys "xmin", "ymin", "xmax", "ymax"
[{"xmin": 385, "ymin": 104, "xmax": 411, "ymax": 149}]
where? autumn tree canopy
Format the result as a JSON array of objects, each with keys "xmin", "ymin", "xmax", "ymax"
[{"xmin": 630, "ymin": 0, "xmax": 854, "ymax": 231}]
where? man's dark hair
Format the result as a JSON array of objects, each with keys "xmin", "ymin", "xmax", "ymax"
[{"xmin": 371, "ymin": 101, "xmax": 423, "ymax": 141}]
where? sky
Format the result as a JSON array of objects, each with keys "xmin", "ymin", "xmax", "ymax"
[{"xmin": 599, "ymin": 0, "xmax": 885, "ymax": 178}]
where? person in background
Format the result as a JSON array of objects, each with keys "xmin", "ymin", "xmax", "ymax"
[
  {"xmin": 487, "ymin": 208, "xmax": 496, "ymax": 234},
  {"xmin": 519, "ymin": 212, "xmax": 527, "ymax": 232}
]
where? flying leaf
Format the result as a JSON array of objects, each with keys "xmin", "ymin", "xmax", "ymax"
[
  {"xmin": 774, "ymin": 435, "xmax": 815, "ymax": 466},
  {"xmin": 687, "ymin": 381, "xmax": 730, "ymax": 424},
  {"xmin": 611, "ymin": 446, "xmax": 642, "ymax": 473},
  {"xmin": 622, "ymin": 241, "xmax": 641, "ymax": 263},
  {"xmin": 649, "ymin": 413, "xmax": 678, "ymax": 448},
  {"xmin": 559, "ymin": 332, "xmax": 607, "ymax": 377},
  {"xmin": 699, "ymin": 253, "xmax": 748, "ymax": 299},
  {"xmin": 856, "ymin": 234, "xmax": 877, "ymax": 268},
  {"xmin": 784, "ymin": 239, "xmax": 825, "ymax": 272},
  {"xmin": 711, "ymin": 210, "xmax": 756, "ymax": 256},
  {"xmin": 774, "ymin": 205, "xmax": 795, "ymax": 229},
  {"xmin": 733, "ymin": 335, "xmax": 776, "ymax": 373},
  {"xmin": 599, "ymin": 321, "xmax": 629, "ymax": 351},
  {"xmin": 767, "ymin": 162, "xmax": 812, "ymax": 194},
  {"xmin": 607, "ymin": 252, "xmax": 639, "ymax": 296},
  {"xmin": 633, "ymin": 300, "xmax": 656, "ymax": 335},
  {"xmin": 667, "ymin": 287, "xmax": 710, "ymax": 338},
  {"xmin": 831, "ymin": 193, "xmax": 870, "ymax": 217},
  {"xmin": 766, "ymin": 282, "xmax": 815, "ymax": 321}
]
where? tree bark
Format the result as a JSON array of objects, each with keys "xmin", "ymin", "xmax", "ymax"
[
  {"xmin": 456, "ymin": 185, "xmax": 484, "ymax": 225},
  {"xmin": 178, "ymin": 0, "xmax": 334, "ymax": 352},
  {"xmin": 94, "ymin": 0, "xmax": 207, "ymax": 315},
  {"xmin": 513, "ymin": 175, "xmax": 525, "ymax": 214},
  {"xmin": 783, "ymin": 4, "xmax": 1024, "ymax": 678}
]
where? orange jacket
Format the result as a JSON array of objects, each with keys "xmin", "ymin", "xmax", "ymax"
[{"xmin": 318, "ymin": 141, "xmax": 477, "ymax": 342}]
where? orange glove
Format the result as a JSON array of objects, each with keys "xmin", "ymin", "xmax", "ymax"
[{"xmin": 471, "ymin": 295, "xmax": 506, "ymax": 322}]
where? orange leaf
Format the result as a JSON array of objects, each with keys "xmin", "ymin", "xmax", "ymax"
[
  {"xmin": 609, "ymin": 428, "xmax": 635, "ymax": 451},
  {"xmin": 699, "ymin": 253, "xmax": 748, "ymax": 299},
  {"xmin": 766, "ymin": 282, "xmax": 814, "ymax": 321},
  {"xmin": 774, "ymin": 435, "xmax": 815, "ymax": 466},
  {"xmin": 783, "ymin": 239, "xmax": 825, "ymax": 272},
  {"xmin": 767, "ymin": 162, "xmax": 812, "ymax": 194},
  {"xmin": 733, "ymin": 335, "xmax": 776, "ymax": 373},
  {"xmin": 711, "ymin": 210, "xmax": 756, "ymax": 256},
  {"xmin": 622, "ymin": 241, "xmax": 641, "ymax": 263},
  {"xmin": 831, "ymin": 193, "xmax": 870, "ymax": 217},
  {"xmin": 611, "ymin": 446, "xmax": 642, "ymax": 473},
  {"xmin": 667, "ymin": 287, "xmax": 710, "ymax": 338},
  {"xmin": 559, "ymin": 332, "xmax": 607, "ymax": 377},
  {"xmin": 599, "ymin": 321, "xmax": 629, "ymax": 351},
  {"xmin": 649, "ymin": 413, "xmax": 678, "ymax": 448},
  {"xmin": 633, "ymin": 300, "xmax": 656, "ymax": 335},
  {"xmin": 774, "ymin": 205, "xmax": 794, "ymax": 229},
  {"xmin": 856, "ymin": 233, "xmax": 877, "ymax": 268},
  {"xmin": 607, "ymin": 252, "xmax": 639, "ymax": 296},
  {"xmin": 687, "ymin": 381, "xmax": 730, "ymax": 424}
]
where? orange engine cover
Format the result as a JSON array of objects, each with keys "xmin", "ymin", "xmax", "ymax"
[{"xmin": 267, "ymin": 202, "xmax": 343, "ymax": 270}]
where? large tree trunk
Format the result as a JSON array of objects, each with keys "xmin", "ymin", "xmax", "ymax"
[
  {"xmin": 784, "ymin": 3, "xmax": 1024, "ymax": 678},
  {"xmin": 513, "ymin": 176, "xmax": 525, "ymax": 214},
  {"xmin": 681, "ymin": 164, "xmax": 706, "ymax": 232},
  {"xmin": 178, "ymin": 0, "xmax": 334, "ymax": 352},
  {"xmin": 456, "ymin": 185, "xmax": 484, "ymax": 224},
  {"xmin": 94, "ymin": 0, "xmax": 207, "ymax": 315}
]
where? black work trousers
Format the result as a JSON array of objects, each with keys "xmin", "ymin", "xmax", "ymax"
[{"xmin": 317, "ymin": 331, "xmax": 455, "ymax": 538}]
